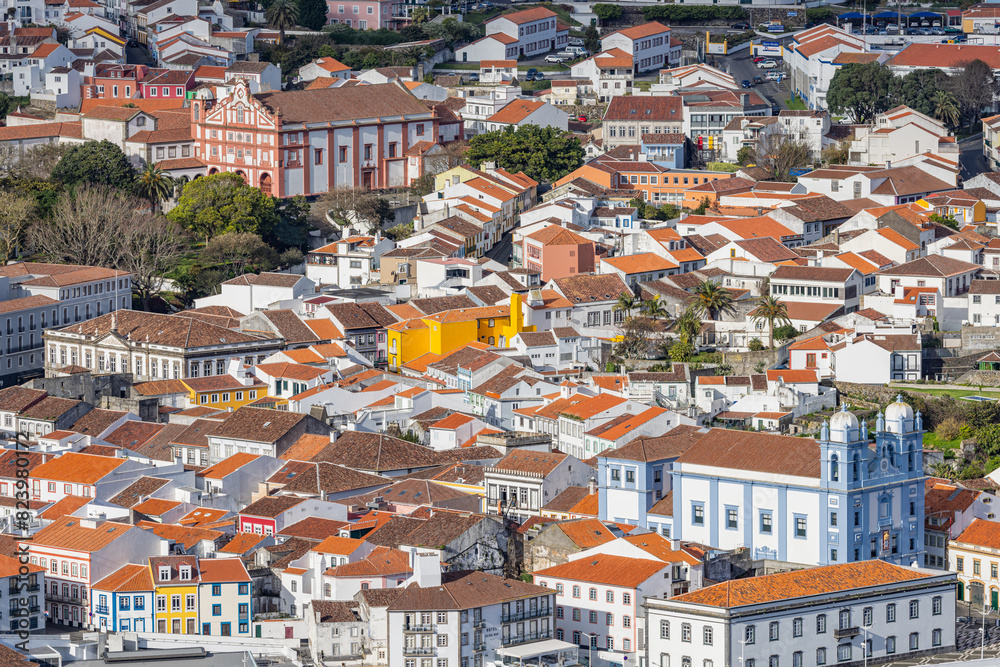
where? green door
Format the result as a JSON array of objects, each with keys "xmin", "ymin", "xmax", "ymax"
[
  {"xmin": 959, "ymin": 581, "xmax": 965, "ymax": 601},
  {"xmin": 991, "ymin": 589, "xmax": 997, "ymax": 611}
]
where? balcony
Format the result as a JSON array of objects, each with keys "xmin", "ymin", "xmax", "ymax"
[
  {"xmin": 404, "ymin": 624, "xmax": 435, "ymax": 632},
  {"xmin": 502, "ymin": 630, "xmax": 552, "ymax": 647},
  {"xmin": 502, "ymin": 608, "xmax": 549, "ymax": 623},
  {"xmin": 47, "ymin": 592, "xmax": 82, "ymax": 604},
  {"xmin": 94, "ymin": 605, "xmax": 109, "ymax": 615},
  {"xmin": 402, "ymin": 647, "xmax": 435, "ymax": 656},
  {"xmin": 473, "ymin": 619, "xmax": 486, "ymax": 628},
  {"xmin": 834, "ymin": 627, "xmax": 859, "ymax": 639},
  {"xmin": 473, "ymin": 642, "xmax": 486, "ymax": 651},
  {"xmin": 9, "ymin": 584, "xmax": 39, "ymax": 595}
]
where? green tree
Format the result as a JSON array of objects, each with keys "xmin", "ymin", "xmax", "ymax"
[
  {"xmin": 614, "ymin": 293, "xmax": 639, "ymax": 317},
  {"xmin": 266, "ymin": 0, "xmax": 299, "ymax": 44},
  {"xmin": 895, "ymin": 68, "xmax": 946, "ymax": 118},
  {"xmin": 736, "ymin": 145, "xmax": 753, "ymax": 166},
  {"xmin": 466, "ymin": 125, "xmax": 584, "ymax": 183},
  {"xmin": 689, "ymin": 280, "xmax": 735, "ymax": 321},
  {"xmin": 977, "ymin": 424, "xmax": 1000, "ymax": 459},
  {"xmin": 0, "ymin": 92, "xmax": 12, "ymax": 119},
  {"xmin": 773, "ymin": 324, "xmax": 798, "ymax": 342},
  {"xmin": 821, "ymin": 140, "xmax": 850, "ymax": 166},
  {"xmin": 135, "ymin": 162, "xmax": 174, "ymax": 213},
  {"xmin": 614, "ymin": 316, "xmax": 658, "ymax": 371},
  {"xmin": 693, "ymin": 197, "xmax": 710, "ymax": 215},
  {"xmin": 827, "ymin": 62, "xmax": 897, "ymax": 123},
  {"xmin": 751, "ymin": 295, "xmax": 791, "ymax": 349},
  {"xmin": 641, "ymin": 296, "xmax": 668, "ymax": 320},
  {"xmin": 932, "ymin": 90, "xmax": 960, "ymax": 128},
  {"xmin": 749, "ymin": 338, "xmax": 765, "ymax": 352},
  {"xmin": 297, "ymin": 0, "xmax": 327, "ymax": 30},
  {"xmin": 929, "ymin": 212, "xmax": 959, "ymax": 230},
  {"xmin": 673, "ymin": 308, "xmax": 701, "ymax": 341},
  {"xmin": 168, "ymin": 172, "xmax": 279, "ymax": 241},
  {"xmin": 50, "ymin": 140, "xmax": 135, "ymax": 189},
  {"xmin": 669, "ymin": 332, "xmax": 694, "ymax": 363},
  {"xmin": 592, "ymin": 3, "xmax": 622, "ymax": 22},
  {"xmin": 583, "ymin": 24, "xmax": 600, "ymax": 55}
]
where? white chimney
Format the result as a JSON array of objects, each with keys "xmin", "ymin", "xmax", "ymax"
[
  {"xmin": 408, "ymin": 551, "xmax": 442, "ymax": 588},
  {"xmin": 587, "ymin": 477, "xmax": 597, "ymax": 495}
]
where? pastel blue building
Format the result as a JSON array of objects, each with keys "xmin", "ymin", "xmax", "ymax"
[
  {"xmin": 598, "ymin": 398, "xmax": 926, "ymax": 568},
  {"xmin": 91, "ymin": 564, "xmax": 154, "ymax": 632}
]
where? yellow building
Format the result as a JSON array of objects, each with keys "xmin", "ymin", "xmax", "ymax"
[
  {"xmin": 182, "ymin": 376, "xmax": 269, "ymax": 411},
  {"xmin": 916, "ymin": 192, "xmax": 987, "ymax": 225},
  {"xmin": 387, "ymin": 293, "xmax": 533, "ymax": 370},
  {"xmin": 150, "ymin": 556, "xmax": 201, "ymax": 635}
]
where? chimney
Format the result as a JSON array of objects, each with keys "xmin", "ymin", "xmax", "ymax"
[
  {"xmin": 894, "ymin": 282, "xmax": 904, "ymax": 299},
  {"xmin": 834, "ymin": 228, "xmax": 840, "ymax": 245},
  {"xmin": 756, "ymin": 206, "xmax": 763, "ymax": 217},
  {"xmin": 409, "ymin": 551, "xmax": 442, "ymax": 588},
  {"xmin": 741, "ymin": 93, "xmax": 750, "ymax": 108},
  {"xmin": 588, "ymin": 477, "xmax": 597, "ymax": 495},
  {"xmin": 443, "ymin": 202, "xmax": 449, "ymax": 217}
]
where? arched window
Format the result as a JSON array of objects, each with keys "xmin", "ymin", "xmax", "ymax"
[
  {"xmin": 830, "ymin": 455, "xmax": 839, "ymax": 482},
  {"xmin": 908, "ymin": 445, "xmax": 916, "ymax": 472},
  {"xmin": 852, "ymin": 454, "xmax": 860, "ymax": 482}
]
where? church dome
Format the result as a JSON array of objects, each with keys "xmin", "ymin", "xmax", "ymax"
[
  {"xmin": 884, "ymin": 395, "xmax": 915, "ymax": 433},
  {"xmin": 828, "ymin": 406, "xmax": 859, "ymax": 442}
]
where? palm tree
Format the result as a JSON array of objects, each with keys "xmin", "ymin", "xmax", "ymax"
[
  {"xmin": 614, "ymin": 293, "xmax": 639, "ymax": 317},
  {"xmin": 932, "ymin": 90, "xmax": 960, "ymax": 128},
  {"xmin": 641, "ymin": 295, "xmax": 669, "ymax": 320},
  {"xmin": 688, "ymin": 280, "xmax": 736, "ymax": 321},
  {"xmin": 750, "ymin": 295, "xmax": 791, "ymax": 349},
  {"xmin": 266, "ymin": 0, "xmax": 298, "ymax": 45},
  {"xmin": 136, "ymin": 162, "xmax": 174, "ymax": 213}
]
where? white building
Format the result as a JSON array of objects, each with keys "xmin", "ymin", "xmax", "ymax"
[
  {"xmin": 600, "ymin": 22, "xmax": 679, "ymax": 73},
  {"xmin": 484, "ymin": 449, "xmax": 594, "ymax": 523},
  {"xmin": 570, "ymin": 49, "xmax": 634, "ymax": 104},
  {"xmin": 849, "ymin": 106, "xmax": 959, "ymax": 166},
  {"xmin": 785, "ymin": 24, "xmax": 868, "ymax": 111},
  {"xmin": 387, "ymin": 558, "xmax": 575, "ymax": 667},
  {"xmin": 305, "ymin": 236, "xmax": 394, "ymax": 288},
  {"xmin": 485, "ymin": 99, "xmax": 569, "ymax": 133},
  {"xmin": 194, "ymin": 272, "xmax": 315, "ymax": 312},
  {"xmin": 831, "ymin": 332, "xmax": 922, "ymax": 384},
  {"xmin": 646, "ymin": 560, "xmax": 956, "ymax": 667},
  {"xmin": 455, "ymin": 6, "xmax": 567, "ymax": 62}
]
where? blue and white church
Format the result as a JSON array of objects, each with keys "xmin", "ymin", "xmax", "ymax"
[{"xmin": 597, "ymin": 397, "xmax": 926, "ymax": 567}]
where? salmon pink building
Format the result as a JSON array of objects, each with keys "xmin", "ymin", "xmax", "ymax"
[
  {"xmin": 191, "ymin": 81, "xmax": 440, "ymax": 195},
  {"xmin": 522, "ymin": 225, "xmax": 596, "ymax": 281}
]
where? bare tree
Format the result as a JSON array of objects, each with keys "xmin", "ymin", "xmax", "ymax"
[
  {"xmin": 319, "ymin": 187, "xmax": 392, "ymax": 235},
  {"xmin": 28, "ymin": 184, "xmax": 128, "ymax": 267},
  {"xmin": 748, "ymin": 133, "xmax": 811, "ymax": 181},
  {"xmin": 119, "ymin": 214, "xmax": 187, "ymax": 311},
  {"xmin": 18, "ymin": 143, "xmax": 69, "ymax": 180},
  {"xmin": 0, "ymin": 191, "xmax": 34, "ymax": 264}
]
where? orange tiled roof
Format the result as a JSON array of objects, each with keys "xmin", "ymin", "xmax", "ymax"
[
  {"xmin": 673, "ymin": 560, "xmax": 932, "ymax": 608},
  {"xmin": 534, "ymin": 554, "xmax": 667, "ymax": 588}
]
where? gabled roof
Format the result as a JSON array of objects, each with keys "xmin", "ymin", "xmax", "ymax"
[
  {"xmin": 31, "ymin": 452, "xmax": 126, "ymax": 484},
  {"xmin": 534, "ymin": 553, "xmax": 666, "ymax": 588},
  {"xmin": 673, "ymin": 560, "xmax": 933, "ymax": 608},
  {"xmin": 676, "ymin": 428, "xmax": 819, "ymax": 478}
]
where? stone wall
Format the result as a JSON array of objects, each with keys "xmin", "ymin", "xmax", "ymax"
[
  {"xmin": 831, "ymin": 382, "xmax": 902, "ymax": 405},
  {"xmin": 721, "ymin": 346, "xmax": 788, "ymax": 375}
]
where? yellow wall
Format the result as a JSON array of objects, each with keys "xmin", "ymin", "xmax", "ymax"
[
  {"xmin": 186, "ymin": 384, "xmax": 267, "ymax": 411},
  {"xmin": 434, "ymin": 166, "xmax": 481, "ymax": 191},
  {"xmin": 153, "ymin": 583, "xmax": 199, "ymax": 634},
  {"xmin": 388, "ymin": 294, "xmax": 533, "ymax": 370}
]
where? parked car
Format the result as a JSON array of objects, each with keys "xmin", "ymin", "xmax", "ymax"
[
  {"xmin": 766, "ymin": 71, "xmax": 783, "ymax": 81},
  {"xmin": 920, "ymin": 20, "xmax": 929, "ymax": 26},
  {"xmin": 931, "ymin": 27, "xmax": 944, "ymax": 34},
  {"xmin": 731, "ymin": 22, "xmax": 750, "ymax": 29},
  {"xmin": 526, "ymin": 68, "xmax": 538, "ymax": 79},
  {"xmin": 752, "ymin": 75, "xmax": 763, "ymax": 85},
  {"xmin": 917, "ymin": 27, "xmax": 931, "ymax": 35},
  {"xmin": 741, "ymin": 79, "xmax": 752, "ymax": 88},
  {"xmin": 568, "ymin": 37, "xmax": 584, "ymax": 46},
  {"xmin": 577, "ymin": 114, "xmax": 587, "ymax": 122},
  {"xmin": 545, "ymin": 55, "xmax": 566, "ymax": 63},
  {"xmin": 887, "ymin": 23, "xmax": 898, "ymax": 31},
  {"xmin": 468, "ymin": 73, "xmax": 479, "ymax": 81},
  {"xmin": 760, "ymin": 59, "xmax": 778, "ymax": 69},
  {"xmin": 752, "ymin": 56, "xmax": 764, "ymax": 63}
]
